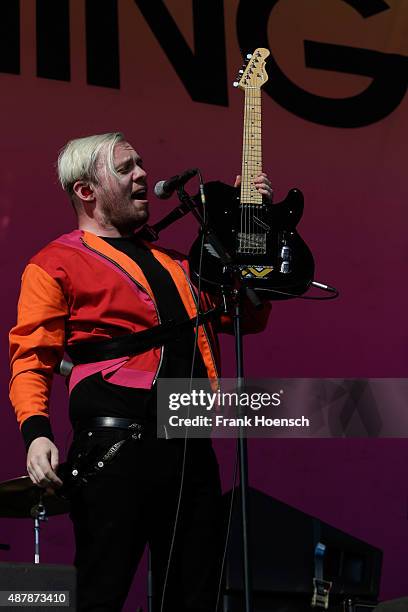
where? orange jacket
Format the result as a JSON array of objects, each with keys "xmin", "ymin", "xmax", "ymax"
[
  {"xmin": 10, "ymin": 229, "xmax": 271, "ymax": 436},
  {"xmin": 9, "ymin": 230, "xmax": 225, "ymax": 431}
]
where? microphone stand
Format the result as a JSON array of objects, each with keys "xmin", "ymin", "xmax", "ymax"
[
  {"xmin": 233, "ymin": 290, "xmax": 257, "ymax": 612},
  {"xmin": 137, "ymin": 200, "xmax": 196, "ymax": 242},
  {"xmin": 174, "ymin": 185, "xmax": 257, "ymax": 612},
  {"xmin": 137, "ymin": 186, "xmax": 260, "ymax": 612}
]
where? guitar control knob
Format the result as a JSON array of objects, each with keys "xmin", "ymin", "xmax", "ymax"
[
  {"xmin": 280, "ymin": 261, "xmax": 290, "ymax": 274},
  {"xmin": 281, "ymin": 245, "xmax": 290, "ymax": 259}
]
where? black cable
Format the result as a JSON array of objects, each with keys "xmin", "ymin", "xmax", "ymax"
[
  {"xmin": 159, "ymin": 171, "xmax": 207, "ymax": 612},
  {"xmin": 188, "ymin": 168, "xmax": 207, "ymax": 385},
  {"xmin": 214, "ymin": 440, "xmax": 240, "ymax": 612},
  {"xmin": 256, "ymin": 287, "xmax": 339, "ymax": 300}
]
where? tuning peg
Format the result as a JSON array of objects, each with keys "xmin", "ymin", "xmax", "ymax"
[
  {"xmin": 246, "ymin": 53, "xmax": 252, "ymax": 59},
  {"xmin": 233, "ymin": 81, "xmax": 239, "ymax": 88},
  {"xmin": 238, "ymin": 69, "xmax": 244, "ymax": 74}
]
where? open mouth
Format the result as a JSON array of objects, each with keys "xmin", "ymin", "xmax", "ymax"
[{"xmin": 131, "ymin": 189, "xmax": 147, "ymax": 200}]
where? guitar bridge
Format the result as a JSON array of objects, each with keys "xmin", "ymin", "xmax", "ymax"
[{"xmin": 237, "ymin": 232, "xmax": 267, "ymax": 254}]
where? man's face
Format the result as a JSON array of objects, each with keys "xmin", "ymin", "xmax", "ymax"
[{"xmin": 94, "ymin": 140, "xmax": 149, "ymax": 235}]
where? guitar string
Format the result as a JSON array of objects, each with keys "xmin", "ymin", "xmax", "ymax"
[
  {"xmin": 249, "ymin": 87, "xmax": 255, "ymax": 254},
  {"xmin": 253, "ymin": 87, "xmax": 263, "ymax": 255},
  {"xmin": 247, "ymin": 88, "xmax": 251, "ymax": 254},
  {"xmin": 244, "ymin": 88, "xmax": 248, "ymax": 253},
  {"xmin": 251, "ymin": 87, "xmax": 261, "ymax": 255},
  {"xmin": 259, "ymin": 87, "xmax": 264, "ymax": 256},
  {"xmin": 249, "ymin": 87, "xmax": 256, "ymax": 253},
  {"xmin": 241, "ymin": 90, "xmax": 248, "ymax": 253},
  {"xmin": 243, "ymin": 88, "xmax": 249, "ymax": 253},
  {"xmin": 254, "ymin": 87, "xmax": 259, "ymax": 255},
  {"xmin": 257, "ymin": 86, "xmax": 264, "ymax": 256},
  {"xmin": 242, "ymin": 72, "xmax": 265, "ymax": 256},
  {"xmin": 240, "ymin": 88, "xmax": 246, "ymax": 253},
  {"xmin": 247, "ymin": 87, "xmax": 252, "ymax": 255}
]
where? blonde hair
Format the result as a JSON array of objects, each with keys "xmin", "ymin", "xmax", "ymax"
[{"xmin": 57, "ymin": 132, "xmax": 125, "ymax": 194}]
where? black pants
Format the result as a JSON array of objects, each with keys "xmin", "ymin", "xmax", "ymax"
[{"xmin": 66, "ymin": 429, "xmax": 222, "ymax": 612}]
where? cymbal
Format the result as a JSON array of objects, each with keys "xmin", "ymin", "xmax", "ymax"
[{"xmin": 0, "ymin": 468, "xmax": 70, "ymax": 519}]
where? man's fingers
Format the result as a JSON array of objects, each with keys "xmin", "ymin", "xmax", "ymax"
[
  {"xmin": 33, "ymin": 468, "xmax": 62, "ymax": 488},
  {"xmin": 42, "ymin": 466, "xmax": 62, "ymax": 487},
  {"xmin": 39, "ymin": 458, "xmax": 62, "ymax": 488},
  {"xmin": 27, "ymin": 469, "xmax": 51, "ymax": 488},
  {"xmin": 50, "ymin": 448, "xmax": 63, "ymax": 486},
  {"xmin": 50, "ymin": 446, "xmax": 59, "ymax": 472},
  {"xmin": 30, "ymin": 456, "xmax": 62, "ymax": 488},
  {"xmin": 257, "ymin": 187, "xmax": 273, "ymax": 196},
  {"xmin": 234, "ymin": 170, "xmax": 273, "ymax": 199},
  {"xmin": 26, "ymin": 439, "xmax": 62, "ymax": 489},
  {"xmin": 27, "ymin": 466, "xmax": 40, "ymax": 487},
  {"xmin": 253, "ymin": 173, "xmax": 273, "ymax": 200},
  {"xmin": 254, "ymin": 176, "xmax": 272, "ymax": 188}
]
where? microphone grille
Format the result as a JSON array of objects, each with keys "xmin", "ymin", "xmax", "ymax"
[{"xmin": 154, "ymin": 180, "xmax": 170, "ymax": 199}]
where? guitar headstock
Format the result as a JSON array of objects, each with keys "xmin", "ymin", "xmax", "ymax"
[{"xmin": 233, "ymin": 48, "xmax": 270, "ymax": 91}]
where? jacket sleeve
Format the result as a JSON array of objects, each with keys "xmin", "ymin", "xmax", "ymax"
[{"xmin": 9, "ymin": 263, "xmax": 68, "ymax": 448}]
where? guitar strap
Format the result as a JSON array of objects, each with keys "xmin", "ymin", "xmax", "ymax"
[{"xmin": 66, "ymin": 307, "xmax": 222, "ymax": 365}]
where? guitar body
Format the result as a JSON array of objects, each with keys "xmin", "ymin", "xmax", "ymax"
[{"xmin": 189, "ymin": 181, "xmax": 315, "ymax": 300}]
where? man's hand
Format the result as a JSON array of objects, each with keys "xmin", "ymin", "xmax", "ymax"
[
  {"xmin": 27, "ymin": 437, "xmax": 63, "ymax": 489},
  {"xmin": 234, "ymin": 172, "xmax": 274, "ymax": 201}
]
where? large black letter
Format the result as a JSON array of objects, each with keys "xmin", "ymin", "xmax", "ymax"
[
  {"xmin": 0, "ymin": 1, "xmax": 20, "ymax": 75},
  {"xmin": 237, "ymin": 0, "xmax": 407, "ymax": 127},
  {"xmin": 134, "ymin": 0, "xmax": 228, "ymax": 106},
  {"xmin": 86, "ymin": 0, "xmax": 120, "ymax": 88},
  {"xmin": 341, "ymin": 0, "xmax": 389, "ymax": 18},
  {"xmin": 303, "ymin": 41, "xmax": 407, "ymax": 127},
  {"xmin": 37, "ymin": 0, "xmax": 70, "ymax": 81}
]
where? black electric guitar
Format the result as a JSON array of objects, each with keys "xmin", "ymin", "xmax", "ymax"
[{"xmin": 189, "ymin": 48, "xmax": 314, "ymax": 300}]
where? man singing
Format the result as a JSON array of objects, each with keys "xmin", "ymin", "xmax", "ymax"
[{"xmin": 9, "ymin": 132, "xmax": 272, "ymax": 611}]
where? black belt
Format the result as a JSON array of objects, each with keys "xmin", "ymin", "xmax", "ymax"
[
  {"xmin": 75, "ymin": 416, "xmax": 148, "ymax": 437},
  {"xmin": 78, "ymin": 416, "xmax": 142, "ymax": 429},
  {"xmin": 61, "ymin": 417, "xmax": 149, "ymax": 497},
  {"xmin": 67, "ymin": 307, "xmax": 221, "ymax": 365}
]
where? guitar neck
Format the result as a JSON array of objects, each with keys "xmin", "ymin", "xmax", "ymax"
[{"xmin": 241, "ymin": 87, "xmax": 262, "ymax": 205}]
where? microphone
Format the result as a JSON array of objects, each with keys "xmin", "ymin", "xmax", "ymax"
[{"xmin": 154, "ymin": 168, "xmax": 198, "ymax": 199}]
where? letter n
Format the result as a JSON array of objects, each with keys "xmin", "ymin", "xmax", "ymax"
[
  {"xmin": 36, "ymin": 0, "xmax": 70, "ymax": 81},
  {"xmin": 134, "ymin": 0, "xmax": 228, "ymax": 106},
  {"xmin": 0, "ymin": 1, "xmax": 20, "ymax": 74},
  {"xmin": 86, "ymin": 0, "xmax": 120, "ymax": 88}
]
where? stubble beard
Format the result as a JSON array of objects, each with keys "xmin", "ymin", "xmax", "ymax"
[{"xmin": 100, "ymin": 192, "xmax": 149, "ymax": 236}]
